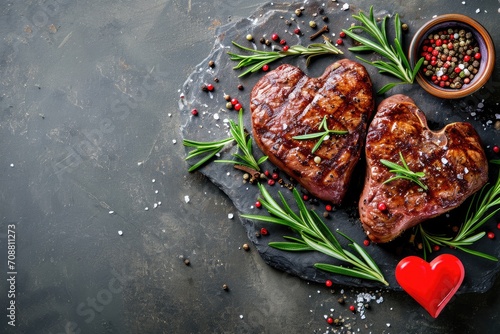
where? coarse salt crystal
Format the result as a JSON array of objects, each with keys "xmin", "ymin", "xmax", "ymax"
[
  {"xmin": 464, "ymin": 167, "xmax": 469, "ymax": 174},
  {"xmin": 10, "ymin": 163, "xmax": 14, "ymax": 167},
  {"xmin": 228, "ymin": 213, "xmax": 234, "ymax": 219},
  {"xmin": 109, "ymin": 210, "xmax": 115, "ymax": 214},
  {"xmin": 172, "ymin": 139, "xmax": 177, "ymax": 144},
  {"xmin": 118, "ymin": 230, "xmax": 123, "ymax": 236},
  {"xmin": 152, "ymin": 179, "xmax": 156, "ymax": 183},
  {"xmin": 341, "ymin": 3, "xmax": 349, "ymax": 11},
  {"xmin": 157, "ymin": 201, "xmax": 162, "ymax": 206},
  {"xmin": 214, "ymin": 113, "xmax": 220, "ymax": 120},
  {"xmin": 145, "ymin": 207, "xmax": 149, "ymax": 211},
  {"xmin": 476, "ymin": 8, "xmax": 480, "ymax": 13},
  {"xmin": 441, "ymin": 157, "xmax": 448, "ymax": 165},
  {"xmin": 155, "ymin": 190, "xmax": 159, "ymax": 194},
  {"xmin": 153, "ymin": 203, "xmax": 158, "ymax": 209},
  {"xmin": 184, "ymin": 195, "xmax": 190, "ymax": 203}
]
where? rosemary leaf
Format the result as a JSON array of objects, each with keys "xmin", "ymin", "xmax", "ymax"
[
  {"xmin": 343, "ymin": 6, "xmax": 424, "ymax": 94},
  {"xmin": 183, "ymin": 110, "xmax": 266, "ymax": 172},
  {"xmin": 242, "ymin": 184, "xmax": 389, "ymax": 286},
  {"xmin": 228, "ymin": 40, "xmax": 342, "ymax": 77}
]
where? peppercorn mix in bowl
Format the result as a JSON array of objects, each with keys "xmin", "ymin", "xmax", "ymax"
[{"xmin": 409, "ymin": 14, "xmax": 495, "ymax": 99}]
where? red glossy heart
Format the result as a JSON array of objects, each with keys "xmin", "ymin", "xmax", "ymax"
[{"xmin": 395, "ymin": 254, "xmax": 465, "ymax": 318}]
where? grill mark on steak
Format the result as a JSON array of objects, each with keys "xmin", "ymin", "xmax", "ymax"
[
  {"xmin": 359, "ymin": 94, "xmax": 488, "ymax": 243},
  {"xmin": 250, "ymin": 59, "xmax": 374, "ymax": 204}
]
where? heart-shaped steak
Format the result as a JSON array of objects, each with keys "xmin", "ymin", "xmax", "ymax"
[
  {"xmin": 359, "ymin": 94, "xmax": 488, "ymax": 243},
  {"xmin": 250, "ymin": 59, "xmax": 374, "ymax": 204},
  {"xmin": 395, "ymin": 254, "xmax": 465, "ymax": 318}
]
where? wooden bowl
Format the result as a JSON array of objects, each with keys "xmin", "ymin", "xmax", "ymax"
[{"xmin": 409, "ymin": 14, "xmax": 495, "ymax": 99}]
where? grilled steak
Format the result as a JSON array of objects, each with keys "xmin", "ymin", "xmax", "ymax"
[
  {"xmin": 250, "ymin": 59, "xmax": 374, "ymax": 204},
  {"xmin": 359, "ymin": 94, "xmax": 488, "ymax": 243}
]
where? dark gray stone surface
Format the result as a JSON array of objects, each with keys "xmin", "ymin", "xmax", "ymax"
[{"xmin": 1, "ymin": 0, "xmax": 500, "ymax": 333}]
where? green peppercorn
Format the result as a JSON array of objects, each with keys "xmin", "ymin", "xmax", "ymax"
[{"xmin": 309, "ymin": 21, "xmax": 317, "ymax": 28}]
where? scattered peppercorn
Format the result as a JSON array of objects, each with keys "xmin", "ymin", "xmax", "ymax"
[
  {"xmin": 401, "ymin": 23, "xmax": 409, "ymax": 32},
  {"xmin": 262, "ymin": 64, "xmax": 269, "ymax": 72},
  {"xmin": 191, "ymin": 108, "xmax": 198, "ymax": 116},
  {"xmin": 259, "ymin": 37, "xmax": 266, "ymax": 44},
  {"xmin": 326, "ymin": 317, "xmax": 334, "ymax": 325},
  {"xmin": 242, "ymin": 243, "xmax": 250, "ymax": 251},
  {"xmin": 377, "ymin": 202, "xmax": 387, "ymax": 211},
  {"xmin": 294, "ymin": 28, "xmax": 301, "ymax": 35},
  {"xmin": 223, "ymin": 94, "xmax": 231, "ymax": 101},
  {"xmin": 260, "ymin": 227, "xmax": 269, "ymax": 236},
  {"xmin": 339, "ymin": 31, "xmax": 346, "ymax": 38},
  {"xmin": 493, "ymin": 145, "xmax": 500, "ymax": 153},
  {"xmin": 222, "ymin": 284, "xmax": 229, "ymax": 290},
  {"xmin": 309, "ymin": 21, "xmax": 317, "ymax": 28},
  {"xmin": 255, "ymin": 201, "xmax": 262, "ymax": 208},
  {"xmin": 183, "ymin": 258, "xmax": 190, "ymax": 266},
  {"xmin": 487, "ymin": 231, "xmax": 495, "ymax": 239},
  {"xmin": 279, "ymin": 39, "xmax": 286, "ymax": 45},
  {"xmin": 294, "ymin": 8, "xmax": 302, "ymax": 16},
  {"xmin": 325, "ymin": 204, "xmax": 333, "ymax": 212},
  {"xmin": 497, "ymin": 222, "xmax": 500, "ymax": 230},
  {"xmin": 336, "ymin": 38, "xmax": 343, "ymax": 45},
  {"xmin": 433, "ymin": 245, "xmax": 440, "ymax": 251},
  {"xmin": 246, "ymin": 34, "xmax": 254, "ymax": 41},
  {"xmin": 208, "ymin": 60, "xmax": 215, "ymax": 68},
  {"xmin": 349, "ymin": 305, "xmax": 356, "ymax": 312},
  {"xmin": 267, "ymin": 179, "xmax": 275, "ymax": 186},
  {"xmin": 237, "ymin": 84, "xmax": 244, "ymax": 90},
  {"xmin": 271, "ymin": 33, "xmax": 279, "ymax": 41},
  {"xmin": 206, "ymin": 83, "xmax": 214, "ymax": 91},
  {"xmin": 363, "ymin": 239, "xmax": 370, "ymax": 246},
  {"xmin": 226, "ymin": 102, "xmax": 233, "ymax": 110},
  {"xmin": 282, "ymin": 45, "xmax": 289, "ymax": 52},
  {"xmin": 337, "ymin": 297, "xmax": 345, "ymax": 304},
  {"xmin": 325, "ymin": 279, "xmax": 333, "ymax": 287},
  {"xmin": 234, "ymin": 103, "xmax": 242, "ymax": 111}
]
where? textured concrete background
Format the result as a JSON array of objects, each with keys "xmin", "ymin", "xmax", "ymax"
[{"xmin": 1, "ymin": 0, "xmax": 499, "ymax": 333}]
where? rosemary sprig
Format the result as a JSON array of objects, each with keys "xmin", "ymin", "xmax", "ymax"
[
  {"xmin": 228, "ymin": 38, "xmax": 343, "ymax": 77},
  {"xmin": 292, "ymin": 116, "xmax": 348, "ymax": 153},
  {"xmin": 242, "ymin": 183, "xmax": 389, "ymax": 286},
  {"xmin": 183, "ymin": 110, "xmax": 267, "ymax": 172},
  {"xmin": 417, "ymin": 161, "xmax": 500, "ymax": 261},
  {"xmin": 342, "ymin": 6, "xmax": 425, "ymax": 94},
  {"xmin": 215, "ymin": 109, "xmax": 268, "ymax": 170},
  {"xmin": 380, "ymin": 151, "xmax": 427, "ymax": 190}
]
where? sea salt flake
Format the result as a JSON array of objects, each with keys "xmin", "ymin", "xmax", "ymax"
[
  {"xmin": 9, "ymin": 163, "xmax": 14, "ymax": 167},
  {"xmin": 184, "ymin": 195, "xmax": 190, "ymax": 203},
  {"xmin": 108, "ymin": 210, "xmax": 115, "ymax": 214},
  {"xmin": 476, "ymin": 8, "xmax": 480, "ymax": 13},
  {"xmin": 228, "ymin": 213, "xmax": 234, "ymax": 219},
  {"xmin": 118, "ymin": 230, "xmax": 123, "ymax": 236},
  {"xmin": 341, "ymin": 3, "xmax": 349, "ymax": 11},
  {"xmin": 153, "ymin": 203, "xmax": 158, "ymax": 209}
]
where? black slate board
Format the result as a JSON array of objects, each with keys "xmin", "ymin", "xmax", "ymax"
[{"xmin": 179, "ymin": 1, "xmax": 500, "ymax": 292}]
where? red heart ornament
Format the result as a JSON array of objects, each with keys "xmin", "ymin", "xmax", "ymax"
[{"xmin": 395, "ymin": 254, "xmax": 465, "ymax": 318}]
